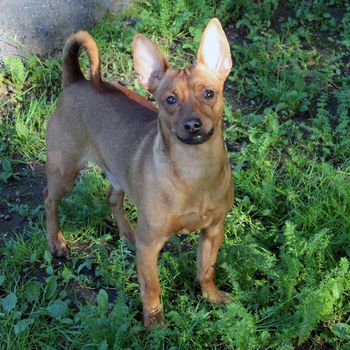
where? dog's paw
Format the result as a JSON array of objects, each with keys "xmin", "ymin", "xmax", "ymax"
[
  {"xmin": 143, "ymin": 307, "xmax": 163, "ymax": 328},
  {"xmin": 214, "ymin": 291, "xmax": 232, "ymax": 304},
  {"xmin": 48, "ymin": 231, "xmax": 68, "ymax": 257},
  {"xmin": 203, "ymin": 289, "xmax": 232, "ymax": 304}
]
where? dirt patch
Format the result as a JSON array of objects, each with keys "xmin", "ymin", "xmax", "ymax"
[{"xmin": 0, "ymin": 160, "xmax": 46, "ymax": 243}]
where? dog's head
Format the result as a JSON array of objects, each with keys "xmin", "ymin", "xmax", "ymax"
[{"xmin": 133, "ymin": 18, "xmax": 232, "ymax": 145}]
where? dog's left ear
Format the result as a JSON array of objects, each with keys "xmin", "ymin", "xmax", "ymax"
[{"xmin": 197, "ymin": 18, "xmax": 232, "ymax": 80}]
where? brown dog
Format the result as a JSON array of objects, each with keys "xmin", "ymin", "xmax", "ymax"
[{"xmin": 44, "ymin": 18, "xmax": 233, "ymax": 327}]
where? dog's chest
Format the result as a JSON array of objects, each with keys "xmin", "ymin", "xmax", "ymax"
[
  {"xmin": 143, "ymin": 154, "xmax": 233, "ymax": 234},
  {"xmin": 155, "ymin": 166, "xmax": 233, "ymax": 234},
  {"xmin": 172, "ymin": 190, "xmax": 230, "ymax": 234},
  {"xmin": 175, "ymin": 210, "xmax": 216, "ymax": 234}
]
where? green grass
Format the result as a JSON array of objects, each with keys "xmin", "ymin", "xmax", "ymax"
[{"xmin": 1, "ymin": 0, "xmax": 350, "ymax": 349}]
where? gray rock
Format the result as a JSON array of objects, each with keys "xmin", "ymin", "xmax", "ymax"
[{"xmin": 0, "ymin": 0, "xmax": 130, "ymax": 58}]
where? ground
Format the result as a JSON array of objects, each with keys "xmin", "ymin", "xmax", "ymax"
[{"xmin": 0, "ymin": 161, "xmax": 45, "ymax": 243}]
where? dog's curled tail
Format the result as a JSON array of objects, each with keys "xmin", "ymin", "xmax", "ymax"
[{"xmin": 62, "ymin": 31, "xmax": 102, "ymax": 89}]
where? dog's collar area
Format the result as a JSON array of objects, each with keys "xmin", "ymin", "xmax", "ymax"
[{"xmin": 177, "ymin": 128, "xmax": 214, "ymax": 145}]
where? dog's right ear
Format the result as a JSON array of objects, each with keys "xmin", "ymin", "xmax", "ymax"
[{"xmin": 133, "ymin": 34, "xmax": 169, "ymax": 92}]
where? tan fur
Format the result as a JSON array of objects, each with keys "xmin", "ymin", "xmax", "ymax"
[{"xmin": 44, "ymin": 19, "xmax": 234, "ymax": 328}]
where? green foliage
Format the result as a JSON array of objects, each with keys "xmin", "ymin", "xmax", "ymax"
[
  {"xmin": 131, "ymin": 0, "xmax": 241, "ymax": 54},
  {"xmin": 1, "ymin": 0, "xmax": 350, "ymax": 349},
  {"xmin": 0, "ymin": 55, "xmax": 61, "ymax": 161}
]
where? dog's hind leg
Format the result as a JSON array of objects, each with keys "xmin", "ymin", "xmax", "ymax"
[
  {"xmin": 44, "ymin": 154, "xmax": 80, "ymax": 257},
  {"xmin": 106, "ymin": 186, "xmax": 134, "ymax": 242}
]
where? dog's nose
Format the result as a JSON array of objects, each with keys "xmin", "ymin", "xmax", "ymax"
[{"xmin": 184, "ymin": 118, "xmax": 202, "ymax": 134}]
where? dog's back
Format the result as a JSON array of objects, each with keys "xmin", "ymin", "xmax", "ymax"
[{"xmin": 47, "ymin": 31, "xmax": 159, "ymax": 198}]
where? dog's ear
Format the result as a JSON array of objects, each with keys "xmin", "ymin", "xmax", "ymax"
[
  {"xmin": 197, "ymin": 18, "xmax": 232, "ymax": 80},
  {"xmin": 133, "ymin": 34, "xmax": 169, "ymax": 92}
]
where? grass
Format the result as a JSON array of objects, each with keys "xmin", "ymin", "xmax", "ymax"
[{"xmin": 1, "ymin": 0, "xmax": 350, "ymax": 348}]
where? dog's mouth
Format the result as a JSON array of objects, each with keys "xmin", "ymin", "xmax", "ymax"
[{"xmin": 177, "ymin": 128, "xmax": 214, "ymax": 145}]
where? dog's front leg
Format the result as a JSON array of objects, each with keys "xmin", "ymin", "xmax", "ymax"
[
  {"xmin": 197, "ymin": 221, "xmax": 231, "ymax": 304},
  {"xmin": 135, "ymin": 229, "xmax": 166, "ymax": 328}
]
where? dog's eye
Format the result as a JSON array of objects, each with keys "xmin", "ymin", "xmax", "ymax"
[
  {"xmin": 166, "ymin": 96, "xmax": 177, "ymax": 105},
  {"xmin": 204, "ymin": 90, "xmax": 215, "ymax": 99}
]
